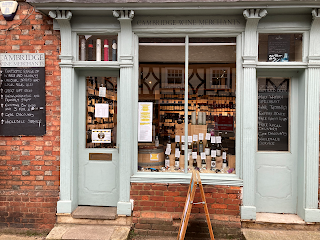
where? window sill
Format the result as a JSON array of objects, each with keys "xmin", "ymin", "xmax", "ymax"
[
  {"xmin": 256, "ymin": 62, "xmax": 308, "ymax": 69},
  {"xmin": 130, "ymin": 172, "xmax": 243, "ymax": 186}
]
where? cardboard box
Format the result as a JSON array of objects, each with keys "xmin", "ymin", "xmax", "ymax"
[{"xmin": 227, "ymin": 154, "xmax": 235, "ymax": 169}]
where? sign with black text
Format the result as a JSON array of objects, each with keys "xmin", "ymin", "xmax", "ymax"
[
  {"xmin": 0, "ymin": 53, "xmax": 46, "ymax": 136},
  {"xmin": 258, "ymin": 78, "xmax": 289, "ymax": 151}
]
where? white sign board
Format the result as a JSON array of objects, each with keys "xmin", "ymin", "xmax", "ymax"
[{"xmin": 138, "ymin": 102, "xmax": 153, "ymax": 142}]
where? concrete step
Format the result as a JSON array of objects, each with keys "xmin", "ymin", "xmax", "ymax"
[
  {"xmin": 72, "ymin": 206, "xmax": 117, "ymax": 220},
  {"xmin": 46, "ymin": 224, "xmax": 130, "ymax": 240},
  {"xmin": 242, "ymin": 229, "xmax": 320, "ymax": 240},
  {"xmin": 242, "ymin": 213, "xmax": 320, "ymax": 231}
]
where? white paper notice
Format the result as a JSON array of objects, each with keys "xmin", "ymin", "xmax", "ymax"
[
  {"xmin": 201, "ymin": 152, "xmax": 206, "ymax": 159},
  {"xmin": 192, "ymin": 152, "xmax": 197, "ymax": 159},
  {"xmin": 95, "ymin": 103, "xmax": 109, "ymax": 118},
  {"xmin": 216, "ymin": 136, "xmax": 222, "ymax": 143},
  {"xmin": 175, "ymin": 135, "xmax": 180, "ymax": 142},
  {"xmin": 211, "ymin": 136, "xmax": 216, "ymax": 143},
  {"xmin": 138, "ymin": 102, "xmax": 153, "ymax": 142},
  {"xmin": 92, "ymin": 129, "xmax": 111, "ymax": 143},
  {"xmin": 188, "ymin": 136, "xmax": 192, "ymax": 143},
  {"xmin": 99, "ymin": 86, "xmax": 106, "ymax": 97},
  {"xmin": 181, "ymin": 136, "xmax": 185, "ymax": 143}
]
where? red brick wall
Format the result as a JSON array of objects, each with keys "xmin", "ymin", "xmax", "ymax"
[
  {"xmin": 0, "ymin": 2, "xmax": 61, "ymax": 230},
  {"xmin": 131, "ymin": 183, "xmax": 242, "ymax": 239}
]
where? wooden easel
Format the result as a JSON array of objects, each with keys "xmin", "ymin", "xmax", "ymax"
[{"xmin": 177, "ymin": 170, "xmax": 215, "ymax": 240}]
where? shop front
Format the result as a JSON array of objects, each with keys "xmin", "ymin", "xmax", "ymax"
[{"xmin": 28, "ymin": 0, "xmax": 320, "ymax": 233}]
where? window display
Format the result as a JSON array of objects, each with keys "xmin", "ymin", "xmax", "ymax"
[
  {"xmin": 138, "ymin": 37, "xmax": 236, "ymax": 174},
  {"xmin": 258, "ymin": 33, "xmax": 303, "ymax": 62},
  {"xmin": 78, "ymin": 35, "xmax": 117, "ymax": 61},
  {"xmin": 86, "ymin": 76, "xmax": 117, "ymax": 148}
]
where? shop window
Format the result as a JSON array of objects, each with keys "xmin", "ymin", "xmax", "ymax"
[
  {"xmin": 86, "ymin": 76, "xmax": 117, "ymax": 148},
  {"xmin": 258, "ymin": 33, "xmax": 303, "ymax": 62},
  {"xmin": 138, "ymin": 37, "xmax": 236, "ymax": 174},
  {"xmin": 78, "ymin": 35, "xmax": 118, "ymax": 61}
]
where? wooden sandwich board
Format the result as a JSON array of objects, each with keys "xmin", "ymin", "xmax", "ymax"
[{"xmin": 177, "ymin": 170, "xmax": 215, "ymax": 240}]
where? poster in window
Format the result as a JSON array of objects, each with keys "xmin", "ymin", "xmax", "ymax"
[{"xmin": 138, "ymin": 102, "xmax": 153, "ymax": 142}]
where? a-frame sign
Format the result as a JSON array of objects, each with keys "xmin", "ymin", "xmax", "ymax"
[{"xmin": 177, "ymin": 170, "xmax": 215, "ymax": 240}]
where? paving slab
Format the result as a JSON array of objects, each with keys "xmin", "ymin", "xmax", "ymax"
[
  {"xmin": 46, "ymin": 224, "xmax": 130, "ymax": 240},
  {"xmin": 0, "ymin": 235, "xmax": 45, "ymax": 240},
  {"xmin": 242, "ymin": 229, "xmax": 320, "ymax": 240},
  {"xmin": 72, "ymin": 206, "xmax": 117, "ymax": 220}
]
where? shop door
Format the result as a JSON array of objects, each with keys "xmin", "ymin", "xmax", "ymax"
[
  {"xmin": 255, "ymin": 76, "xmax": 298, "ymax": 213},
  {"xmin": 78, "ymin": 73, "xmax": 119, "ymax": 206}
]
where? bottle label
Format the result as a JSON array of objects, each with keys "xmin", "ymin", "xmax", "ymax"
[
  {"xmin": 182, "ymin": 145, "xmax": 185, "ymax": 150},
  {"xmin": 205, "ymin": 148, "xmax": 210, "ymax": 155},
  {"xmin": 222, "ymin": 163, "xmax": 227, "ymax": 169},
  {"xmin": 165, "ymin": 159, "xmax": 170, "ymax": 168},
  {"xmin": 211, "ymin": 150, "xmax": 217, "ymax": 157},
  {"xmin": 175, "ymin": 160, "xmax": 179, "ymax": 168},
  {"xmin": 216, "ymin": 149, "xmax": 221, "ymax": 156},
  {"xmin": 199, "ymin": 145, "xmax": 203, "ymax": 153},
  {"xmin": 211, "ymin": 161, "xmax": 216, "ymax": 168}
]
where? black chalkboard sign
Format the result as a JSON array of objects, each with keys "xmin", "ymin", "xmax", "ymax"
[
  {"xmin": 0, "ymin": 53, "xmax": 46, "ymax": 136},
  {"xmin": 268, "ymin": 35, "xmax": 290, "ymax": 62},
  {"xmin": 258, "ymin": 78, "xmax": 289, "ymax": 151}
]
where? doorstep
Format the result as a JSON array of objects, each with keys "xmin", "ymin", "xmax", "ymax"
[{"xmin": 241, "ymin": 213, "xmax": 320, "ymax": 230}]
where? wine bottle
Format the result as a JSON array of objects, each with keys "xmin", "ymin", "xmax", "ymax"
[
  {"xmin": 211, "ymin": 156, "xmax": 216, "ymax": 169},
  {"xmin": 222, "ymin": 147, "xmax": 228, "ymax": 169},
  {"xmin": 88, "ymin": 39, "xmax": 93, "ymax": 61},
  {"xmin": 104, "ymin": 39, "xmax": 109, "ymax": 61},
  {"xmin": 167, "ymin": 136, "xmax": 171, "ymax": 150},
  {"xmin": 201, "ymin": 158, "xmax": 206, "ymax": 169},
  {"xmin": 199, "ymin": 138, "xmax": 203, "ymax": 154},
  {"xmin": 112, "ymin": 39, "xmax": 117, "ymax": 61},
  {"xmin": 216, "ymin": 133, "xmax": 222, "ymax": 157},
  {"xmin": 165, "ymin": 154, "xmax": 170, "ymax": 169},
  {"xmin": 205, "ymin": 141, "xmax": 210, "ymax": 156}
]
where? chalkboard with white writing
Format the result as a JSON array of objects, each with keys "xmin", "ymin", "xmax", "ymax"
[
  {"xmin": 258, "ymin": 78, "xmax": 289, "ymax": 151},
  {"xmin": 0, "ymin": 53, "xmax": 46, "ymax": 136}
]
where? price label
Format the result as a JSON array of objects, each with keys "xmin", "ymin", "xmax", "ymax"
[
  {"xmin": 175, "ymin": 135, "xmax": 180, "ymax": 142},
  {"xmin": 192, "ymin": 152, "xmax": 197, "ymax": 159},
  {"xmin": 216, "ymin": 136, "xmax": 222, "ymax": 143},
  {"xmin": 222, "ymin": 152, "xmax": 227, "ymax": 159},
  {"xmin": 211, "ymin": 136, "xmax": 216, "ymax": 143},
  {"xmin": 188, "ymin": 136, "xmax": 192, "ymax": 143},
  {"xmin": 175, "ymin": 149, "xmax": 180, "ymax": 158},
  {"xmin": 205, "ymin": 133, "xmax": 211, "ymax": 140},
  {"xmin": 165, "ymin": 148, "xmax": 171, "ymax": 155},
  {"xmin": 199, "ymin": 133, "xmax": 204, "ymax": 141},
  {"xmin": 193, "ymin": 135, "xmax": 198, "ymax": 142},
  {"xmin": 211, "ymin": 150, "xmax": 217, "ymax": 158},
  {"xmin": 200, "ymin": 152, "xmax": 206, "ymax": 159}
]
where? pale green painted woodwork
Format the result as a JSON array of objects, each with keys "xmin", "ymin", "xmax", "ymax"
[
  {"xmin": 43, "ymin": 3, "xmax": 320, "ymax": 222},
  {"xmin": 256, "ymin": 70, "xmax": 299, "ymax": 214},
  {"xmin": 77, "ymin": 71, "xmax": 119, "ymax": 206}
]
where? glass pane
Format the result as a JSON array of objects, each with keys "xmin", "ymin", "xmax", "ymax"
[
  {"xmin": 258, "ymin": 33, "xmax": 303, "ymax": 62},
  {"xmin": 258, "ymin": 77, "xmax": 289, "ymax": 151},
  {"xmin": 86, "ymin": 76, "xmax": 117, "ymax": 148},
  {"xmin": 188, "ymin": 37, "xmax": 236, "ymax": 174},
  {"xmin": 138, "ymin": 37, "xmax": 236, "ymax": 174},
  {"xmin": 79, "ymin": 35, "xmax": 118, "ymax": 61},
  {"xmin": 138, "ymin": 38, "xmax": 185, "ymax": 172}
]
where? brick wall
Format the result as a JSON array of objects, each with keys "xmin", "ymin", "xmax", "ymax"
[
  {"xmin": 131, "ymin": 183, "xmax": 242, "ymax": 239},
  {"xmin": 0, "ymin": 2, "xmax": 61, "ymax": 230}
]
